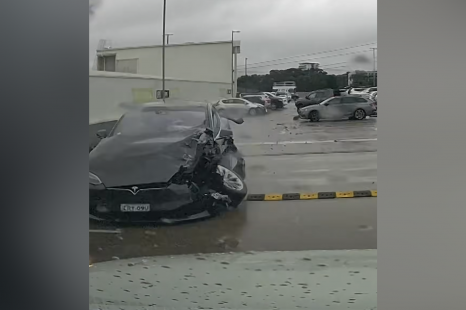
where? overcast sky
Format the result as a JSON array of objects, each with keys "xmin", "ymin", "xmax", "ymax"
[{"xmin": 90, "ymin": 0, "xmax": 377, "ymax": 75}]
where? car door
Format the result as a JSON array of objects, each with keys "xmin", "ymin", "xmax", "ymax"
[
  {"xmin": 231, "ymin": 98, "xmax": 249, "ymax": 112},
  {"xmin": 219, "ymin": 99, "xmax": 235, "ymax": 111},
  {"xmin": 354, "ymin": 96, "xmax": 373, "ymax": 114},
  {"xmin": 211, "ymin": 108, "xmax": 230, "ymax": 153},
  {"xmin": 320, "ymin": 97, "xmax": 345, "ymax": 119},
  {"xmin": 340, "ymin": 96, "xmax": 359, "ymax": 117},
  {"xmin": 245, "ymin": 96, "xmax": 260, "ymax": 104}
]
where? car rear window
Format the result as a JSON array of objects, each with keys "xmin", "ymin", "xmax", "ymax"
[{"xmin": 113, "ymin": 110, "xmax": 206, "ymax": 136}]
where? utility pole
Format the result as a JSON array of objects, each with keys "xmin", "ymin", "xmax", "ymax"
[
  {"xmin": 370, "ymin": 47, "xmax": 377, "ymax": 86},
  {"xmin": 162, "ymin": 0, "xmax": 167, "ymax": 100},
  {"xmin": 231, "ymin": 30, "xmax": 240, "ymax": 97},
  {"xmin": 165, "ymin": 33, "xmax": 173, "ymax": 45},
  {"xmin": 245, "ymin": 58, "xmax": 248, "ymax": 76}
]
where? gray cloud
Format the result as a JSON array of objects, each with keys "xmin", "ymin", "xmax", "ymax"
[{"xmin": 90, "ymin": 0, "xmax": 377, "ymax": 74}]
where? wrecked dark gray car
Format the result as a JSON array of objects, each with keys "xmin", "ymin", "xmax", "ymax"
[{"xmin": 89, "ymin": 103, "xmax": 247, "ymax": 223}]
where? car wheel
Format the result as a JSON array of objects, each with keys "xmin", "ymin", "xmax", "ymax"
[
  {"xmin": 216, "ymin": 165, "xmax": 248, "ymax": 208},
  {"xmin": 271, "ymin": 104, "xmax": 277, "ymax": 110},
  {"xmin": 248, "ymin": 108, "xmax": 257, "ymax": 116},
  {"xmin": 309, "ymin": 110, "xmax": 320, "ymax": 122},
  {"xmin": 353, "ymin": 108, "xmax": 367, "ymax": 120}
]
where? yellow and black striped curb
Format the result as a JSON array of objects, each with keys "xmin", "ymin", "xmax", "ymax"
[{"xmin": 246, "ymin": 190, "xmax": 377, "ymax": 201}]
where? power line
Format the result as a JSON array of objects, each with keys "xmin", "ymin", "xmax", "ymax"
[{"xmin": 238, "ymin": 42, "xmax": 376, "ymax": 68}]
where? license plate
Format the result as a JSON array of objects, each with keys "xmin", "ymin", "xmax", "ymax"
[{"xmin": 120, "ymin": 204, "xmax": 150, "ymax": 212}]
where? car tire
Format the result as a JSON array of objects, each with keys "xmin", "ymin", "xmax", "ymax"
[
  {"xmin": 309, "ymin": 110, "xmax": 320, "ymax": 122},
  {"xmin": 215, "ymin": 165, "xmax": 248, "ymax": 208},
  {"xmin": 248, "ymin": 108, "xmax": 257, "ymax": 116},
  {"xmin": 271, "ymin": 104, "xmax": 277, "ymax": 110},
  {"xmin": 353, "ymin": 108, "xmax": 367, "ymax": 120}
]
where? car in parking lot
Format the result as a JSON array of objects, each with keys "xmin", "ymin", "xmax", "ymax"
[
  {"xmin": 89, "ymin": 102, "xmax": 248, "ymax": 223},
  {"xmin": 298, "ymin": 95, "xmax": 376, "ymax": 122},
  {"xmin": 261, "ymin": 92, "xmax": 286, "ymax": 109},
  {"xmin": 295, "ymin": 88, "xmax": 339, "ymax": 112},
  {"xmin": 241, "ymin": 94, "xmax": 271, "ymax": 108},
  {"xmin": 214, "ymin": 98, "xmax": 267, "ymax": 116}
]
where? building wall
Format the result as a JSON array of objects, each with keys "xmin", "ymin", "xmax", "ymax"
[
  {"xmin": 165, "ymin": 79, "xmax": 230, "ymax": 102},
  {"xmin": 89, "ymin": 71, "xmax": 161, "ymax": 125},
  {"xmin": 101, "ymin": 41, "xmax": 234, "ymax": 84},
  {"xmin": 89, "ymin": 70, "xmax": 229, "ymax": 124}
]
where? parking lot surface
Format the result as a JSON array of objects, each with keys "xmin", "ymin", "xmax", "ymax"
[{"xmin": 90, "ymin": 105, "xmax": 377, "ymax": 264}]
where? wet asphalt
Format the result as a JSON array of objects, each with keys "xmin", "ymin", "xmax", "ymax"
[{"xmin": 89, "ymin": 104, "xmax": 377, "ymax": 264}]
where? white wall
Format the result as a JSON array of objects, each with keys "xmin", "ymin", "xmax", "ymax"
[
  {"xmin": 99, "ymin": 41, "xmax": 234, "ymax": 84},
  {"xmin": 165, "ymin": 79, "xmax": 230, "ymax": 103},
  {"xmin": 89, "ymin": 71, "xmax": 161, "ymax": 124},
  {"xmin": 89, "ymin": 71, "xmax": 229, "ymax": 124}
]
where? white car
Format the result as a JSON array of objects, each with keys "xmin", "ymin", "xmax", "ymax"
[
  {"xmin": 274, "ymin": 91, "xmax": 291, "ymax": 105},
  {"xmin": 214, "ymin": 98, "xmax": 267, "ymax": 116},
  {"xmin": 362, "ymin": 87, "xmax": 377, "ymax": 94}
]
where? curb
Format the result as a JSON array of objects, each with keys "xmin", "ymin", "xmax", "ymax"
[{"xmin": 246, "ymin": 190, "xmax": 377, "ymax": 201}]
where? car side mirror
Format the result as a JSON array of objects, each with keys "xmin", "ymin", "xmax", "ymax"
[
  {"xmin": 96, "ymin": 129, "xmax": 108, "ymax": 139},
  {"xmin": 305, "ymin": 95, "xmax": 310, "ymax": 99}
]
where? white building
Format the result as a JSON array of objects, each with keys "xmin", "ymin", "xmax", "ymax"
[
  {"xmin": 89, "ymin": 70, "xmax": 233, "ymax": 125},
  {"xmin": 298, "ymin": 62, "xmax": 320, "ymax": 70},
  {"xmin": 95, "ymin": 40, "xmax": 240, "ymax": 91}
]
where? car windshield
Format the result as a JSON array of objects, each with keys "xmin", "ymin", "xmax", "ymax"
[{"xmin": 113, "ymin": 109, "xmax": 205, "ymax": 136}]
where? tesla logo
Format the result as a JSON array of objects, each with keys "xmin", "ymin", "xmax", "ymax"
[{"xmin": 130, "ymin": 186, "xmax": 139, "ymax": 195}]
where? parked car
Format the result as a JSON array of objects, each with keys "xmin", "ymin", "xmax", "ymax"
[
  {"xmin": 241, "ymin": 94, "xmax": 271, "ymax": 108},
  {"xmin": 214, "ymin": 98, "xmax": 267, "ymax": 116},
  {"xmin": 274, "ymin": 91, "xmax": 291, "ymax": 103},
  {"xmin": 363, "ymin": 87, "xmax": 377, "ymax": 94},
  {"xmin": 295, "ymin": 88, "xmax": 339, "ymax": 112},
  {"xmin": 369, "ymin": 91, "xmax": 377, "ymax": 116},
  {"xmin": 298, "ymin": 95, "xmax": 376, "ymax": 122},
  {"xmin": 262, "ymin": 92, "xmax": 285, "ymax": 109},
  {"xmin": 89, "ymin": 103, "xmax": 247, "ymax": 223},
  {"xmin": 348, "ymin": 87, "xmax": 367, "ymax": 95}
]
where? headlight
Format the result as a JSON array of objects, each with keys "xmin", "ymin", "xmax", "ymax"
[{"xmin": 89, "ymin": 172, "xmax": 102, "ymax": 185}]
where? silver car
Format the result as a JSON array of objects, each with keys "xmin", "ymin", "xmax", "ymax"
[
  {"xmin": 298, "ymin": 96, "xmax": 375, "ymax": 122},
  {"xmin": 213, "ymin": 98, "xmax": 267, "ymax": 116}
]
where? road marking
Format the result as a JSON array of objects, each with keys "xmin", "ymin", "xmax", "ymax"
[
  {"xmin": 237, "ymin": 138, "xmax": 377, "ymax": 146},
  {"xmin": 247, "ymin": 190, "xmax": 376, "ymax": 201}
]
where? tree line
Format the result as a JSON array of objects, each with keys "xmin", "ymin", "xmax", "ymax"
[{"xmin": 237, "ymin": 68, "xmax": 377, "ymax": 93}]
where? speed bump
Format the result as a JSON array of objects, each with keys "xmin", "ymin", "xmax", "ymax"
[{"xmin": 246, "ymin": 190, "xmax": 377, "ymax": 201}]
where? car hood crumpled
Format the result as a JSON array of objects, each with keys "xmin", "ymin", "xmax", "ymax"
[{"xmin": 89, "ymin": 129, "xmax": 202, "ymax": 187}]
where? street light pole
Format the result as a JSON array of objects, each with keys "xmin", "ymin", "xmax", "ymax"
[
  {"xmin": 370, "ymin": 47, "xmax": 377, "ymax": 86},
  {"xmin": 245, "ymin": 58, "xmax": 248, "ymax": 76},
  {"xmin": 162, "ymin": 0, "xmax": 167, "ymax": 100}
]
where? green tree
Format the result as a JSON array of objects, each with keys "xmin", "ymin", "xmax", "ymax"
[{"xmin": 237, "ymin": 67, "xmax": 349, "ymax": 92}]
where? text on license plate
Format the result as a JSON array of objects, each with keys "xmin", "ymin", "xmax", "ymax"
[{"xmin": 120, "ymin": 204, "xmax": 150, "ymax": 212}]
